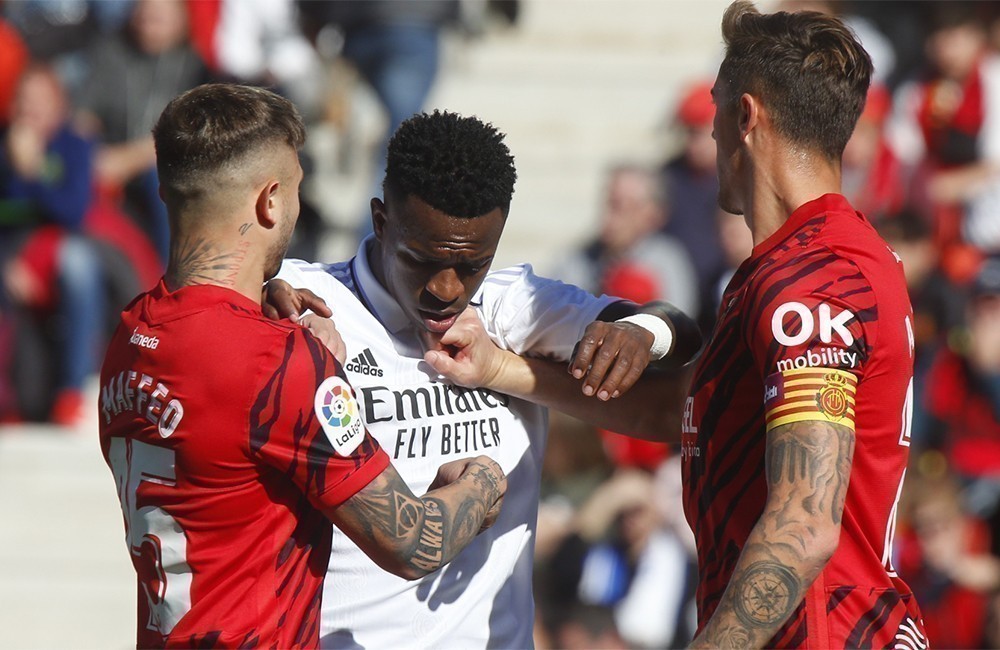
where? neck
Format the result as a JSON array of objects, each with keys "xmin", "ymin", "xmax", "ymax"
[
  {"xmin": 367, "ymin": 237, "xmax": 389, "ymax": 290},
  {"xmin": 164, "ymin": 230, "xmax": 265, "ymax": 304},
  {"xmin": 744, "ymin": 147, "xmax": 842, "ymax": 247}
]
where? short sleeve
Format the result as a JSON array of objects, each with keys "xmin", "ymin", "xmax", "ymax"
[
  {"xmin": 276, "ymin": 258, "xmax": 350, "ymax": 309},
  {"xmin": 472, "ymin": 264, "xmax": 617, "ymax": 360},
  {"xmin": 746, "ymin": 252, "xmax": 876, "ymax": 432},
  {"xmin": 248, "ymin": 329, "xmax": 389, "ymax": 511}
]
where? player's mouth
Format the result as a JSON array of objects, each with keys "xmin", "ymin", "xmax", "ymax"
[{"xmin": 420, "ymin": 310, "xmax": 459, "ymax": 333}]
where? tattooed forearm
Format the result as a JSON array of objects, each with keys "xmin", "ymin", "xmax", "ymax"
[
  {"xmin": 731, "ymin": 562, "xmax": 800, "ymax": 628},
  {"xmin": 410, "ymin": 498, "xmax": 446, "ymax": 573},
  {"xmin": 166, "ymin": 235, "xmax": 250, "ymax": 288},
  {"xmin": 690, "ymin": 421, "xmax": 853, "ymax": 648},
  {"xmin": 333, "ymin": 459, "xmax": 505, "ymax": 580}
]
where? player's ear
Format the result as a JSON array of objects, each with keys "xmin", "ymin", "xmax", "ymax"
[
  {"xmin": 256, "ymin": 179, "xmax": 281, "ymax": 229},
  {"xmin": 371, "ymin": 197, "xmax": 388, "ymax": 240},
  {"xmin": 738, "ymin": 93, "xmax": 758, "ymax": 142}
]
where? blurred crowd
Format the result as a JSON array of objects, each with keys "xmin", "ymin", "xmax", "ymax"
[{"xmin": 6, "ymin": 0, "xmax": 1000, "ymax": 647}]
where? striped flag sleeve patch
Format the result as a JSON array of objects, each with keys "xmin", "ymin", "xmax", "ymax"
[{"xmin": 764, "ymin": 367, "xmax": 858, "ymax": 432}]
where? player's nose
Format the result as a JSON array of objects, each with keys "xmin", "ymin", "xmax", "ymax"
[{"xmin": 425, "ymin": 268, "xmax": 463, "ymax": 304}]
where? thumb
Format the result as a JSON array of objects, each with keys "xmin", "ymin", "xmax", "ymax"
[
  {"xmin": 424, "ymin": 349, "xmax": 456, "ymax": 375},
  {"xmin": 439, "ymin": 323, "xmax": 472, "ymax": 349}
]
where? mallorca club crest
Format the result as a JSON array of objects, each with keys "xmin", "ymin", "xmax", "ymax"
[
  {"xmin": 314, "ymin": 376, "xmax": 365, "ymax": 456},
  {"xmin": 815, "ymin": 372, "xmax": 849, "ymax": 420}
]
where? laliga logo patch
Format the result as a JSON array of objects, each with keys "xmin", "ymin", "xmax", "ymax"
[
  {"xmin": 314, "ymin": 376, "xmax": 365, "ymax": 456},
  {"xmin": 816, "ymin": 372, "xmax": 849, "ymax": 420}
]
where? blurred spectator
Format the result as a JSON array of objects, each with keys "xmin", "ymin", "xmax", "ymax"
[
  {"xmin": 887, "ymin": 2, "xmax": 1000, "ymax": 256},
  {"xmin": 920, "ymin": 256, "xmax": 1000, "ymax": 478},
  {"xmin": 897, "ymin": 472, "xmax": 1000, "ymax": 648},
  {"xmin": 782, "ymin": 0, "xmax": 897, "ymax": 84},
  {"xmin": 544, "ymin": 604, "xmax": 626, "ymax": 650},
  {"xmin": 843, "ymin": 85, "xmax": 907, "ymax": 220},
  {"xmin": 660, "ymin": 79, "xmax": 724, "ymax": 300},
  {"xmin": 190, "ymin": 0, "xmax": 323, "ymax": 119},
  {"xmin": 0, "ymin": 16, "xmax": 29, "ymax": 127},
  {"xmin": 700, "ymin": 209, "xmax": 752, "ymax": 331},
  {"xmin": 558, "ymin": 164, "xmax": 698, "ymax": 316},
  {"xmin": 542, "ymin": 468, "xmax": 696, "ymax": 648},
  {"xmin": 2, "ymin": 0, "xmax": 132, "ymax": 97},
  {"xmin": 75, "ymin": 0, "xmax": 209, "ymax": 266},
  {"xmin": 554, "ymin": 164, "xmax": 696, "ymax": 471},
  {"xmin": 879, "ymin": 210, "xmax": 964, "ymax": 440},
  {"xmin": 0, "ymin": 64, "xmax": 104, "ymax": 425},
  {"xmin": 298, "ymin": 0, "xmax": 459, "ymax": 240}
]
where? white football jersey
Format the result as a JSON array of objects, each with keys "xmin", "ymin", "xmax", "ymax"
[{"xmin": 277, "ymin": 237, "xmax": 614, "ymax": 649}]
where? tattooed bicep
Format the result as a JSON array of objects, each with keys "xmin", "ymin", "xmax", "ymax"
[{"xmin": 765, "ymin": 421, "xmax": 855, "ymax": 524}]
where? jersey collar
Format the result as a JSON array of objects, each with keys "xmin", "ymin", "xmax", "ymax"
[
  {"xmin": 352, "ymin": 235, "xmax": 412, "ymax": 335},
  {"xmin": 144, "ymin": 278, "xmax": 263, "ymax": 322},
  {"xmin": 750, "ymin": 192, "xmax": 855, "ymax": 261}
]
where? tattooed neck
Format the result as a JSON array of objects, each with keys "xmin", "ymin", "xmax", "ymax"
[{"xmin": 166, "ymin": 234, "xmax": 252, "ymax": 289}]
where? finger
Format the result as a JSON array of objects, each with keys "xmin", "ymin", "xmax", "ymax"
[
  {"xmin": 612, "ymin": 356, "xmax": 647, "ymax": 398},
  {"xmin": 569, "ymin": 323, "xmax": 606, "ymax": 379},
  {"xmin": 429, "ymin": 459, "xmax": 471, "ymax": 490},
  {"xmin": 592, "ymin": 351, "xmax": 637, "ymax": 401},
  {"xmin": 333, "ymin": 337, "xmax": 347, "ymax": 366},
  {"xmin": 439, "ymin": 321, "xmax": 473, "ymax": 348},
  {"xmin": 298, "ymin": 288, "xmax": 332, "ymax": 318},
  {"xmin": 261, "ymin": 301, "xmax": 280, "ymax": 321},
  {"xmin": 599, "ymin": 351, "xmax": 648, "ymax": 400},
  {"xmin": 582, "ymin": 338, "xmax": 619, "ymax": 397},
  {"xmin": 423, "ymin": 350, "xmax": 456, "ymax": 376},
  {"xmin": 265, "ymin": 279, "xmax": 300, "ymax": 319},
  {"xmin": 439, "ymin": 309, "xmax": 480, "ymax": 346}
]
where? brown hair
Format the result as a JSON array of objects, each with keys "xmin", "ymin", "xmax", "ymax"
[
  {"xmin": 153, "ymin": 83, "xmax": 305, "ymax": 204},
  {"xmin": 718, "ymin": 0, "xmax": 872, "ymax": 160}
]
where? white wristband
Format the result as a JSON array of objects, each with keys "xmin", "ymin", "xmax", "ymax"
[{"xmin": 617, "ymin": 313, "xmax": 673, "ymax": 360}]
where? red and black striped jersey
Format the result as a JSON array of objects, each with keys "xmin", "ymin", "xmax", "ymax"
[
  {"xmin": 681, "ymin": 194, "xmax": 926, "ymax": 648},
  {"xmin": 99, "ymin": 281, "xmax": 389, "ymax": 649}
]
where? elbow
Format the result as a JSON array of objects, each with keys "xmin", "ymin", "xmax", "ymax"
[
  {"xmin": 380, "ymin": 556, "xmax": 436, "ymax": 581},
  {"xmin": 806, "ymin": 526, "xmax": 841, "ymax": 572},
  {"xmin": 390, "ymin": 564, "xmax": 431, "ymax": 581}
]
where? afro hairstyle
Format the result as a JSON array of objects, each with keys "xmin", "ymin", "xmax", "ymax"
[{"xmin": 383, "ymin": 110, "xmax": 517, "ymax": 218}]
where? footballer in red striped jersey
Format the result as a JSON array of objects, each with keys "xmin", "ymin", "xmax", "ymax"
[
  {"xmin": 100, "ymin": 84, "xmax": 507, "ymax": 649},
  {"xmin": 684, "ymin": 194, "xmax": 922, "ymax": 648},
  {"xmin": 684, "ymin": 3, "xmax": 925, "ymax": 648},
  {"xmin": 101, "ymin": 284, "xmax": 391, "ymax": 648}
]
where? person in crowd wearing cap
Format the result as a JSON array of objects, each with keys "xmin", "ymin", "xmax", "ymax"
[{"xmin": 659, "ymin": 79, "xmax": 725, "ymax": 299}]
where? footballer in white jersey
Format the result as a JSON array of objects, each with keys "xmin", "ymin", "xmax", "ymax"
[
  {"xmin": 279, "ymin": 245, "xmax": 616, "ymax": 648},
  {"xmin": 270, "ymin": 111, "xmax": 701, "ymax": 649}
]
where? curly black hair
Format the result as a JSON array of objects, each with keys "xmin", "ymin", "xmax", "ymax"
[{"xmin": 383, "ymin": 110, "xmax": 517, "ymax": 218}]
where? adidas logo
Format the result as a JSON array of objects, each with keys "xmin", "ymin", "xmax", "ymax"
[{"xmin": 345, "ymin": 348, "xmax": 383, "ymax": 377}]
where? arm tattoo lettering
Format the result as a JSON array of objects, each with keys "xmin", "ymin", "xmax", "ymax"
[{"xmin": 410, "ymin": 499, "xmax": 445, "ymax": 573}]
